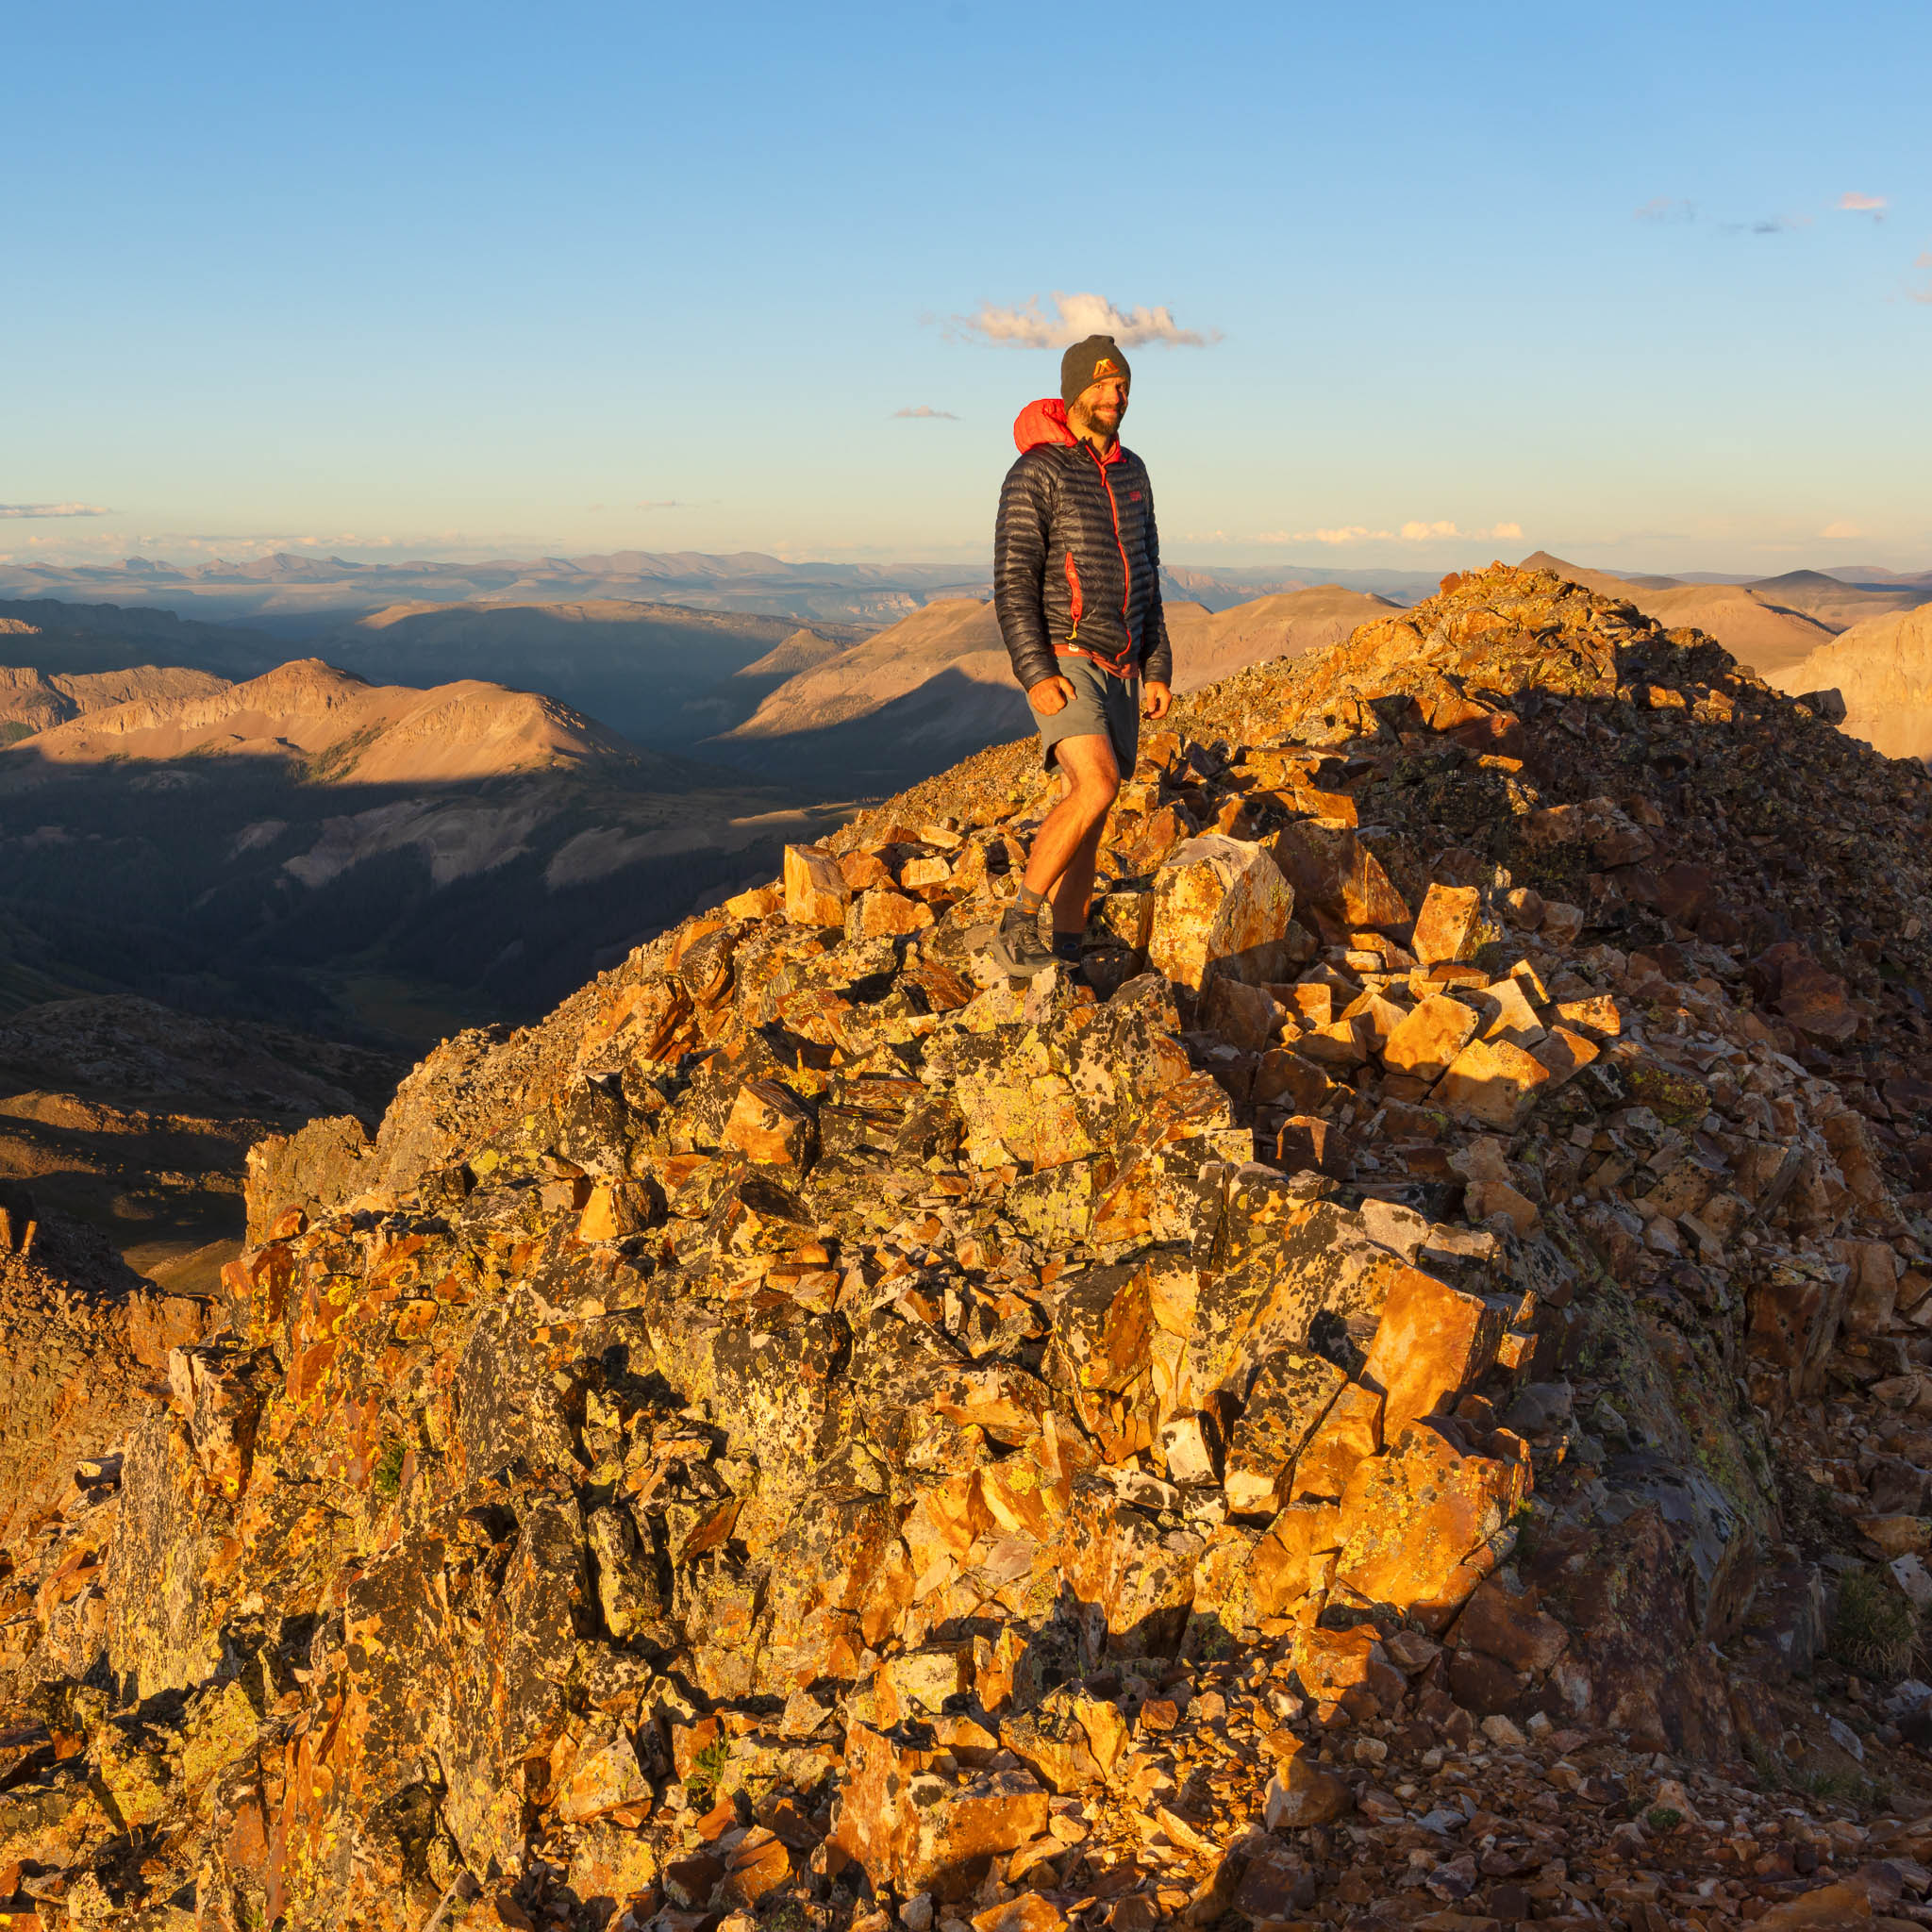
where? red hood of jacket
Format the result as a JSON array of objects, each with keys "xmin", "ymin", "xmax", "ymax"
[{"xmin": 1012, "ymin": 396, "xmax": 1123, "ymax": 462}]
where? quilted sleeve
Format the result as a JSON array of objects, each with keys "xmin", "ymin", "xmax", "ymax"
[{"xmin": 993, "ymin": 453, "xmax": 1061, "ymax": 693}]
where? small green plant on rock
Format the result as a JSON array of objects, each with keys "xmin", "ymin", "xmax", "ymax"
[
  {"xmin": 372, "ymin": 1441, "xmax": 406, "ymax": 1500},
  {"xmin": 1645, "ymin": 1806, "xmax": 1683, "ymax": 1834},
  {"xmin": 1830, "ymin": 1566, "xmax": 1915, "ymax": 1678},
  {"xmin": 686, "ymin": 1738, "xmax": 730, "ymax": 1806}
]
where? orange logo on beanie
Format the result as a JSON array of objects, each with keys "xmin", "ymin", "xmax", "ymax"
[{"xmin": 1092, "ymin": 357, "xmax": 1121, "ymax": 378}]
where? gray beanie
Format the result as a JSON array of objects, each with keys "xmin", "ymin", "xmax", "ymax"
[{"xmin": 1060, "ymin": 334, "xmax": 1132, "ymax": 408}]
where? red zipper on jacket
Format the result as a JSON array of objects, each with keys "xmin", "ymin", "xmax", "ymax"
[{"xmin": 1088, "ymin": 444, "xmax": 1134, "ymax": 672}]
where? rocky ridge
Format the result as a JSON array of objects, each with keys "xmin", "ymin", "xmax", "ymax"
[
  {"xmin": 1772, "ymin": 605, "xmax": 1932, "ymax": 763},
  {"xmin": 5, "ymin": 564, "xmax": 1932, "ymax": 1930}
]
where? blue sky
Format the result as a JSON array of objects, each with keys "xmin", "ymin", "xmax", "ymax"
[{"xmin": 7, "ymin": 0, "xmax": 1928, "ymax": 575}]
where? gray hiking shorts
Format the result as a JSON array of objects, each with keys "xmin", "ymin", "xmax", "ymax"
[{"xmin": 1030, "ymin": 654, "xmax": 1141, "ymax": 777}]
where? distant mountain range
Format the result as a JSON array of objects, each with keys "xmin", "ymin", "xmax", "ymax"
[
  {"xmin": 0, "ymin": 545, "xmax": 1455, "ymax": 633},
  {"xmin": 0, "ymin": 548, "xmax": 988, "ymax": 630},
  {"xmin": 699, "ymin": 583, "xmax": 1400, "ymax": 789}
]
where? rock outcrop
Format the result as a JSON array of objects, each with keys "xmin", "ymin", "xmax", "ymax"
[
  {"xmin": 0, "ymin": 665, "xmax": 229, "ymax": 741},
  {"xmin": 1772, "ymin": 602, "xmax": 1932, "ymax": 761},
  {"xmin": 8, "ymin": 563, "xmax": 1932, "ymax": 1929}
]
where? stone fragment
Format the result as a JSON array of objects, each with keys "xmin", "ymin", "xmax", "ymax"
[
  {"xmin": 1288, "ymin": 1382, "xmax": 1383, "ymax": 1504},
  {"xmin": 1251, "ymin": 1048, "xmax": 1337, "ymax": 1112},
  {"xmin": 166, "ymin": 1346, "xmax": 261, "ymax": 1501},
  {"xmin": 1204, "ymin": 974, "xmax": 1282, "ymax": 1053},
  {"xmin": 784, "ymin": 843, "xmax": 852, "ymax": 926},
  {"xmin": 556, "ymin": 1724, "xmax": 653, "ymax": 1823},
  {"xmin": 1410, "ymin": 884, "xmax": 1482, "ymax": 965},
  {"xmin": 1360, "ymin": 1268, "xmax": 1504, "ymax": 1437},
  {"xmin": 1380, "ymin": 994, "xmax": 1478, "ymax": 1082},
  {"xmin": 1273, "ymin": 1115, "xmax": 1352, "ymax": 1179},
  {"xmin": 722, "ymin": 1078, "xmax": 815, "ymax": 1167},
  {"xmin": 1224, "ymin": 1349, "xmax": 1347, "ymax": 1516},
  {"xmin": 1452, "ymin": 1574, "xmax": 1567, "ymax": 1672},
  {"xmin": 1334, "ymin": 1424, "xmax": 1530, "ymax": 1631},
  {"xmin": 1841, "ymin": 1239, "xmax": 1901, "ymax": 1336},
  {"xmin": 1249, "ymin": 1500, "xmax": 1344, "ymax": 1614},
  {"xmin": 1553, "ymin": 993, "xmax": 1620, "ymax": 1037},
  {"xmin": 1529, "ymin": 1023, "xmax": 1597, "ymax": 1087},
  {"xmin": 1434, "ymin": 1037, "xmax": 1551, "ymax": 1129},
  {"xmin": 852, "ymin": 887, "xmax": 935, "ymax": 938},
  {"xmin": 1269, "ymin": 823, "xmax": 1409, "ymax": 931},
  {"xmin": 1148, "ymin": 835, "xmax": 1297, "ymax": 992},
  {"xmin": 1261, "ymin": 1744, "xmax": 1354, "ymax": 1827},
  {"xmin": 1476, "ymin": 975, "xmax": 1545, "ymax": 1046},
  {"xmin": 972, "ymin": 1896, "xmax": 1066, "ymax": 1932},
  {"xmin": 1294, "ymin": 1014, "xmax": 1371, "ymax": 1069},
  {"xmin": 840, "ymin": 849, "xmax": 893, "ymax": 892},
  {"xmin": 832, "ymin": 1724, "xmax": 1050, "ymax": 1901}
]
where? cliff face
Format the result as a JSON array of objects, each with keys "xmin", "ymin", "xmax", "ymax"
[
  {"xmin": 6, "ymin": 563, "xmax": 1932, "ymax": 1930},
  {"xmin": 1773, "ymin": 603, "xmax": 1932, "ymax": 761}
]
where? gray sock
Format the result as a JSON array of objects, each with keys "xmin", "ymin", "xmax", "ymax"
[{"xmin": 1016, "ymin": 886, "xmax": 1047, "ymax": 917}]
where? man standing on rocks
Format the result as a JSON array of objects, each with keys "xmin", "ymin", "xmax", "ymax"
[{"xmin": 991, "ymin": 332, "xmax": 1173, "ymax": 981}]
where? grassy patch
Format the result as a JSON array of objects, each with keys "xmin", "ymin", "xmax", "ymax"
[
  {"xmin": 686, "ymin": 1738, "xmax": 731, "ymax": 1806},
  {"xmin": 372, "ymin": 1441, "xmax": 406, "ymax": 1500},
  {"xmin": 1830, "ymin": 1565, "xmax": 1916, "ymax": 1678}
]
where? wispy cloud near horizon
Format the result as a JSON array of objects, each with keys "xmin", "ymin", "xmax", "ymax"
[
  {"xmin": 1840, "ymin": 192, "xmax": 1888, "ymax": 216},
  {"xmin": 948, "ymin": 291, "xmax": 1220, "ymax": 349},
  {"xmin": 893, "ymin": 406, "xmax": 958, "ymax": 420},
  {"xmin": 1253, "ymin": 520, "xmax": 1523, "ymax": 547},
  {"xmin": 0, "ymin": 502, "xmax": 110, "ymax": 519},
  {"xmin": 1636, "ymin": 197, "xmax": 1696, "ymax": 223}
]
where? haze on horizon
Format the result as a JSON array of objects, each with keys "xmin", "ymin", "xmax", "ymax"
[{"xmin": 8, "ymin": 0, "xmax": 1929, "ymax": 579}]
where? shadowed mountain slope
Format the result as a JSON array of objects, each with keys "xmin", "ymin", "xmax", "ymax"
[
  {"xmin": 313, "ymin": 599, "xmax": 873, "ymax": 752},
  {"xmin": 0, "ymin": 597, "xmax": 282, "ymax": 681}
]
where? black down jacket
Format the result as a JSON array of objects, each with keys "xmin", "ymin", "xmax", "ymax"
[{"xmin": 992, "ymin": 394, "xmax": 1173, "ymax": 693}]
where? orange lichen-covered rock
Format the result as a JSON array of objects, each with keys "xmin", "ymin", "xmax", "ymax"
[
  {"xmin": 1409, "ymin": 883, "xmax": 1483, "ymax": 965},
  {"xmin": 1333, "ymin": 1423, "xmax": 1531, "ymax": 1631},
  {"xmin": 1147, "ymin": 834, "xmax": 1297, "ymax": 992},
  {"xmin": 1359, "ymin": 1266, "xmax": 1505, "ymax": 1438},
  {"xmin": 831, "ymin": 1723, "xmax": 1050, "ymax": 1901},
  {"xmin": 783, "ymin": 842, "xmax": 852, "ymax": 926}
]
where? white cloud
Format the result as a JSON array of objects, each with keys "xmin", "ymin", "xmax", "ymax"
[
  {"xmin": 0, "ymin": 502, "xmax": 110, "ymax": 519},
  {"xmin": 950, "ymin": 291, "xmax": 1220, "ymax": 349},
  {"xmin": 1840, "ymin": 192, "xmax": 1888, "ymax": 215},
  {"xmin": 1821, "ymin": 520, "xmax": 1862, "ymax": 540},
  {"xmin": 1255, "ymin": 520, "xmax": 1522, "ymax": 547},
  {"xmin": 893, "ymin": 406, "xmax": 959, "ymax": 420},
  {"xmin": 1636, "ymin": 197, "xmax": 1696, "ymax": 223}
]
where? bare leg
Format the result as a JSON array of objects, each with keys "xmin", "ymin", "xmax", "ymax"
[{"xmin": 1022, "ymin": 734, "xmax": 1120, "ymax": 934}]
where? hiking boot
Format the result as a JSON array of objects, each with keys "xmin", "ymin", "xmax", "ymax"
[{"xmin": 989, "ymin": 903, "xmax": 1057, "ymax": 983}]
